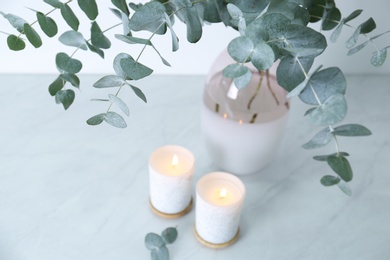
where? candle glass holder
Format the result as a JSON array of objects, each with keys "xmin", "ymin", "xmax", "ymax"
[{"xmin": 201, "ymin": 50, "xmax": 290, "ymax": 175}]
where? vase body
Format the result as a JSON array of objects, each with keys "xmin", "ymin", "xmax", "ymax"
[{"xmin": 201, "ymin": 51, "xmax": 290, "ymax": 175}]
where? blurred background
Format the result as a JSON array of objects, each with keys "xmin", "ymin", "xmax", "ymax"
[{"xmin": 0, "ymin": 0, "xmax": 389, "ymax": 75}]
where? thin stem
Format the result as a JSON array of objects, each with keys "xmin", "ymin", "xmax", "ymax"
[
  {"xmin": 247, "ymin": 71, "xmax": 264, "ymax": 110},
  {"xmin": 107, "ymin": 83, "xmax": 125, "ymax": 113},
  {"xmin": 266, "ymin": 70, "xmax": 280, "ymax": 106}
]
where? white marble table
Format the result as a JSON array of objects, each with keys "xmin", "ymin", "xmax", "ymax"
[{"xmin": 1, "ymin": 74, "xmax": 389, "ymax": 260}]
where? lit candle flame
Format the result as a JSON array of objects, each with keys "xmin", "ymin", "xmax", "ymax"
[
  {"xmin": 219, "ymin": 188, "xmax": 227, "ymax": 199},
  {"xmin": 239, "ymin": 120, "xmax": 243, "ymax": 125},
  {"xmin": 172, "ymin": 154, "xmax": 179, "ymax": 168},
  {"xmin": 223, "ymin": 113, "xmax": 228, "ymax": 119}
]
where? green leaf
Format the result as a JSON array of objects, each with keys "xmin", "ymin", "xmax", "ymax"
[
  {"xmin": 91, "ymin": 21, "xmax": 111, "ymax": 49},
  {"xmin": 344, "ymin": 9, "xmax": 363, "ymax": 23},
  {"xmin": 277, "ymin": 56, "xmax": 313, "ymax": 92},
  {"xmin": 104, "ymin": 111, "xmax": 127, "ymax": 128},
  {"xmin": 246, "ymin": 13, "xmax": 290, "ymax": 44},
  {"xmin": 6, "ymin": 35, "xmax": 26, "ymax": 51},
  {"xmin": 23, "ymin": 23, "xmax": 42, "ymax": 48},
  {"xmin": 152, "ymin": 45, "xmax": 171, "ymax": 67},
  {"xmin": 233, "ymin": 69, "xmax": 252, "ymax": 89},
  {"xmin": 145, "ymin": 233, "xmax": 165, "ymax": 250},
  {"xmin": 327, "ymin": 155, "xmax": 353, "ymax": 182},
  {"xmin": 286, "ymin": 76, "xmax": 309, "ymax": 99},
  {"xmin": 111, "ymin": 0, "xmax": 129, "ymax": 16},
  {"xmin": 313, "ymin": 152, "xmax": 349, "ymax": 161},
  {"xmin": 228, "ymin": 36, "xmax": 254, "ymax": 63},
  {"xmin": 56, "ymin": 52, "xmax": 83, "ymax": 74},
  {"xmin": 227, "ymin": 3, "xmax": 243, "ymax": 20},
  {"xmin": 0, "ymin": 12, "xmax": 27, "ymax": 33},
  {"xmin": 299, "ymin": 67, "xmax": 346, "ymax": 105},
  {"xmin": 151, "ymin": 246, "xmax": 169, "ymax": 260},
  {"xmin": 251, "ymin": 42, "xmax": 275, "ymax": 70},
  {"xmin": 302, "ymin": 127, "xmax": 332, "ymax": 149},
  {"xmin": 183, "ymin": 3, "xmax": 203, "ymax": 43},
  {"xmin": 320, "ymin": 175, "xmax": 341, "ymax": 186},
  {"xmin": 60, "ymin": 3, "xmax": 79, "ymax": 31},
  {"xmin": 59, "ymin": 30, "xmax": 87, "ymax": 50},
  {"xmin": 161, "ymin": 227, "xmax": 178, "ymax": 244},
  {"xmin": 222, "ymin": 64, "xmax": 249, "ymax": 79},
  {"xmin": 360, "ymin": 18, "xmax": 376, "ymax": 34},
  {"xmin": 56, "ymin": 89, "xmax": 75, "ymax": 110},
  {"xmin": 60, "ymin": 73, "xmax": 80, "ymax": 88},
  {"xmin": 283, "ymin": 24, "xmax": 327, "ymax": 55},
  {"xmin": 128, "ymin": 84, "xmax": 147, "ymax": 103},
  {"xmin": 37, "ymin": 12, "xmax": 58, "ymax": 37},
  {"xmin": 371, "ymin": 48, "xmax": 387, "ymax": 67},
  {"xmin": 333, "ymin": 124, "xmax": 372, "ymax": 136},
  {"xmin": 120, "ymin": 57, "xmax": 153, "ymax": 80},
  {"xmin": 114, "ymin": 34, "xmax": 151, "ymax": 45},
  {"xmin": 43, "ymin": 0, "xmax": 61, "ymax": 8},
  {"xmin": 90, "ymin": 98, "xmax": 109, "ymax": 102},
  {"xmin": 93, "ymin": 75, "xmax": 125, "ymax": 88},
  {"xmin": 109, "ymin": 8, "xmax": 122, "ymax": 19},
  {"xmin": 347, "ymin": 41, "xmax": 369, "ymax": 56},
  {"xmin": 330, "ymin": 18, "xmax": 344, "ymax": 43},
  {"xmin": 337, "ymin": 180, "xmax": 352, "ymax": 196},
  {"xmin": 308, "ymin": 94, "xmax": 347, "ymax": 126},
  {"xmin": 321, "ymin": 7, "xmax": 341, "ymax": 31},
  {"xmin": 121, "ymin": 12, "xmax": 131, "ymax": 36},
  {"xmin": 346, "ymin": 26, "xmax": 361, "ymax": 49},
  {"xmin": 86, "ymin": 41, "xmax": 104, "ymax": 58},
  {"xmin": 109, "ymin": 94, "xmax": 129, "ymax": 116},
  {"xmin": 113, "ymin": 53, "xmax": 132, "ymax": 79},
  {"xmin": 78, "ymin": 0, "xmax": 98, "ymax": 20},
  {"xmin": 164, "ymin": 13, "xmax": 179, "ymax": 52},
  {"xmin": 282, "ymin": 47, "xmax": 323, "ymax": 58},
  {"xmin": 267, "ymin": 1, "xmax": 310, "ymax": 26},
  {"xmin": 48, "ymin": 76, "xmax": 65, "ymax": 96},
  {"xmin": 129, "ymin": 1, "xmax": 166, "ymax": 33},
  {"xmin": 86, "ymin": 113, "xmax": 105, "ymax": 126}
]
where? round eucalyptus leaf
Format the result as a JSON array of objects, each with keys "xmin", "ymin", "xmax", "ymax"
[
  {"xmin": 233, "ymin": 68, "xmax": 252, "ymax": 89},
  {"xmin": 227, "ymin": 4, "xmax": 243, "ymax": 19},
  {"xmin": 145, "ymin": 233, "xmax": 165, "ymax": 250},
  {"xmin": 60, "ymin": 3, "xmax": 79, "ymax": 31},
  {"xmin": 313, "ymin": 152, "xmax": 349, "ymax": 161},
  {"xmin": 24, "ymin": 23, "xmax": 42, "ymax": 48},
  {"xmin": 59, "ymin": 31, "xmax": 87, "ymax": 50},
  {"xmin": 283, "ymin": 24, "xmax": 327, "ymax": 55},
  {"xmin": 103, "ymin": 111, "xmax": 127, "ymax": 128},
  {"xmin": 129, "ymin": 1, "xmax": 165, "ymax": 33},
  {"xmin": 307, "ymin": 94, "xmax": 347, "ymax": 126},
  {"xmin": 320, "ymin": 175, "xmax": 341, "ymax": 186},
  {"xmin": 77, "ymin": 0, "xmax": 98, "ymax": 20},
  {"xmin": 228, "ymin": 36, "xmax": 254, "ymax": 63},
  {"xmin": 302, "ymin": 127, "xmax": 332, "ymax": 149},
  {"xmin": 360, "ymin": 17, "xmax": 376, "ymax": 34},
  {"xmin": 371, "ymin": 48, "xmax": 387, "ymax": 67},
  {"xmin": 251, "ymin": 42, "xmax": 275, "ymax": 71},
  {"xmin": 321, "ymin": 7, "xmax": 341, "ymax": 31},
  {"xmin": 55, "ymin": 89, "xmax": 75, "ymax": 110},
  {"xmin": 276, "ymin": 56, "xmax": 313, "ymax": 92},
  {"xmin": 327, "ymin": 155, "xmax": 353, "ymax": 182},
  {"xmin": 222, "ymin": 64, "xmax": 248, "ymax": 79},
  {"xmin": 37, "ymin": 12, "xmax": 58, "ymax": 37},
  {"xmin": 113, "ymin": 53, "xmax": 132, "ymax": 79},
  {"xmin": 93, "ymin": 75, "xmax": 125, "ymax": 88},
  {"xmin": 337, "ymin": 181, "xmax": 352, "ymax": 196},
  {"xmin": 161, "ymin": 227, "xmax": 178, "ymax": 244},
  {"xmin": 60, "ymin": 73, "xmax": 80, "ymax": 88},
  {"xmin": 6, "ymin": 35, "xmax": 26, "ymax": 51},
  {"xmin": 151, "ymin": 246, "xmax": 169, "ymax": 260},
  {"xmin": 86, "ymin": 113, "xmax": 105, "ymax": 126},
  {"xmin": 48, "ymin": 76, "xmax": 65, "ymax": 96},
  {"xmin": 0, "ymin": 11, "xmax": 27, "ymax": 33},
  {"xmin": 120, "ymin": 57, "xmax": 153, "ymax": 80},
  {"xmin": 91, "ymin": 21, "xmax": 111, "ymax": 49},
  {"xmin": 55, "ymin": 52, "xmax": 82, "ymax": 74},
  {"xmin": 299, "ymin": 67, "xmax": 346, "ymax": 105},
  {"xmin": 109, "ymin": 94, "xmax": 130, "ymax": 116}
]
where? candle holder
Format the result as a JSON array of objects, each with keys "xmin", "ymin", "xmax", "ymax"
[
  {"xmin": 149, "ymin": 145, "xmax": 195, "ymax": 218},
  {"xmin": 194, "ymin": 172, "xmax": 246, "ymax": 248}
]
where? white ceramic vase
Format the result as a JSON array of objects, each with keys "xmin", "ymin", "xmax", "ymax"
[{"xmin": 201, "ymin": 50, "xmax": 290, "ymax": 175}]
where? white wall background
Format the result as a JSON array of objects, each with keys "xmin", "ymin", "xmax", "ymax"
[{"xmin": 0, "ymin": 0, "xmax": 389, "ymax": 75}]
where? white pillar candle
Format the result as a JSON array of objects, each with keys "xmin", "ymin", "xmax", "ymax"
[
  {"xmin": 195, "ymin": 172, "xmax": 246, "ymax": 246},
  {"xmin": 149, "ymin": 145, "xmax": 195, "ymax": 216}
]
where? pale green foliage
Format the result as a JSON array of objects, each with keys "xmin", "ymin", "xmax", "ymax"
[
  {"xmin": 0, "ymin": 0, "xmax": 387, "ymax": 194},
  {"xmin": 145, "ymin": 227, "xmax": 178, "ymax": 260}
]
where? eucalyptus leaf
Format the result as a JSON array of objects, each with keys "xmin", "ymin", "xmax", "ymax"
[
  {"xmin": 308, "ymin": 94, "xmax": 347, "ymax": 126},
  {"xmin": 93, "ymin": 75, "xmax": 125, "ymax": 88},
  {"xmin": 344, "ymin": 9, "xmax": 363, "ymax": 23},
  {"xmin": 128, "ymin": 84, "xmax": 148, "ymax": 103},
  {"xmin": 321, "ymin": 7, "xmax": 341, "ymax": 30},
  {"xmin": 7, "ymin": 35, "xmax": 26, "ymax": 51},
  {"xmin": 60, "ymin": 3, "xmax": 79, "ymax": 31},
  {"xmin": 346, "ymin": 26, "xmax": 361, "ymax": 49},
  {"xmin": 286, "ymin": 77, "xmax": 308, "ymax": 99},
  {"xmin": 164, "ymin": 13, "xmax": 179, "ymax": 52},
  {"xmin": 91, "ymin": 21, "xmax": 111, "ymax": 49},
  {"xmin": 313, "ymin": 152, "xmax": 349, "ymax": 161},
  {"xmin": 55, "ymin": 52, "xmax": 82, "ymax": 74},
  {"xmin": 37, "ymin": 12, "xmax": 58, "ymax": 37},
  {"xmin": 251, "ymin": 42, "xmax": 275, "ymax": 70},
  {"xmin": 327, "ymin": 155, "xmax": 353, "ymax": 182},
  {"xmin": 56, "ymin": 89, "xmax": 75, "ymax": 110},
  {"xmin": 227, "ymin": 36, "xmax": 254, "ymax": 63},
  {"xmin": 233, "ymin": 69, "xmax": 252, "ymax": 89},
  {"xmin": 302, "ymin": 127, "xmax": 332, "ymax": 149},
  {"xmin": 111, "ymin": 0, "xmax": 129, "ymax": 16},
  {"xmin": 114, "ymin": 34, "xmax": 151, "ymax": 45},
  {"xmin": 109, "ymin": 94, "xmax": 130, "ymax": 116},
  {"xmin": 267, "ymin": 2, "xmax": 310, "ymax": 26},
  {"xmin": 223, "ymin": 64, "xmax": 249, "ymax": 79},
  {"xmin": 120, "ymin": 57, "xmax": 153, "ymax": 80},
  {"xmin": 152, "ymin": 45, "xmax": 171, "ymax": 67},
  {"xmin": 86, "ymin": 113, "xmax": 105, "ymax": 126},
  {"xmin": 129, "ymin": 1, "xmax": 166, "ymax": 33},
  {"xmin": 183, "ymin": 3, "xmax": 203, "ymax": 43},
  {"xmin": 337, "ymin": 180, "xmax": 352, "ymax": 196},
  {"xmin": 60, "ymin": 73, "xmax": 80, "ymax": 88},
  {"xmin": 59, "ymin": 31, "xmax": 87, "ymax": 50},
  {"xmin": 23, "ymin": 23, "xmax": 42, "ymax": 48},
  {"xmin": 145, "ymin": 233, "xmax": 165, "ymax": 250},
  {"xmin": 151, "ymin": 246, "xmax": 169, "ymax": 260},
  {"xmin": 104, "ymin": 111, "xmax": 127, "ymax": 128},
  {"xmin": 227, "ymin": 3, "xmax": 243, "ymax": 19},
  {"xmin": 78, "ymin": 0, "xmax": 98, "ymax": 20},
  {"xmin": 276, "ymin": 56, "xmax": 313, "ymax": 92},
  {"xmin": 161, "ymin": 227, "xmax": 178, "ymax": 244},
  {"xmin": 246, "ymin": 13, "xmax": 290, "ymax": 44},
  {"xmin": 121, "ymin": 12, "xmax": 131, "ymax": 35},
  {"xmin": 282, "ymin": 47, "xmax": 324, "ymax": 58},
  {"xmin": 113, "ymin": 53, "xmax": 132, "ymax": 79},
  {"xmin": 0, "ymin": 12, "xmax": 27, "ymax": 33},
  {"xmin": 347, "ymin": 41, "xmax": 369, "ymax": 56},
  {"xmin": 86, "ymin": 41, "xmax": 104, "ymax": 58},
  {"xmin": 299, "ymin": 67, "xmax": 346, "ymax": 105},
  {"xmin": 360, "ymin": 17, "xmax": 376, "ymax": 34},
  {"xmin": 109, "ymin": 8, "xmax": 122, "ymax": 19},
  {"xmin": 330, "ymin": 18, "xmax": 344, "ymax": 43},
  {"xmin": 48, "ymin": 76, "xmax": 65, "ymax": 96},
  {"xmin": 333, "ymin": 124, "xmax": 372, "ymax": 136},
  {"xmin": 371, "ymin": 48, "xmax": 387, "ymax": 67},
  {"xmin": 320, "ymin": 175, "xmax": 341, "ymax": 186},
  {"xmin": 43, "ymin": 0, "xmax": 61, "ymax": 8}
]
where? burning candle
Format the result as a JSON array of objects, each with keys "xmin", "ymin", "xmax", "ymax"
[
  {"xmin": 195, "ymin": 172, "xmax": 246, "ymax": 248},
  {"xmin": 149, "ymin": 145, "xmax": 195, "ymax": 218}
]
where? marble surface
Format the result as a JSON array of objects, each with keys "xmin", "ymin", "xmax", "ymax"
[{"xmin": 1, "ymin": 74, "xmax": 389, "ymax": 260}]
